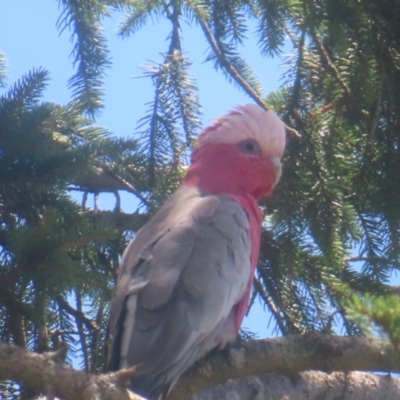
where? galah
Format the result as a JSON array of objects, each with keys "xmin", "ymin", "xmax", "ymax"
[{"xmin": 107, "ymin": 104, "xmax": 286, "ymax": 400}]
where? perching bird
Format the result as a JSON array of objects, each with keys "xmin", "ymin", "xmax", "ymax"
[{"xmin": 107, "ymin": 104, "xmax": 286, "ymax": 399}]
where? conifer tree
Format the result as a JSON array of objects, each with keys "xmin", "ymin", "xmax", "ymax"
[{"xmin": 1, "ymin": 1, "xmax": 400, "ymax": 399}]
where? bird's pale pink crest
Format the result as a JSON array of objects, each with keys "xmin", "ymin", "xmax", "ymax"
[{"xmin": 198, "ymin": 104, "xmax": 286, "ymax": 158}]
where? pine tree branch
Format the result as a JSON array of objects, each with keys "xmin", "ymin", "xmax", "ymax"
[
  {"xmin": 164, "ymin": 1, "xmax": 182, "ymax": 54},
  {"xmin": 0, "ymin": 264, "xmax": 28, "ymax": 290},
  {"xmin": 308, "ymin": 28, "xmax": 352, "ymax": 98},
  {"xmin": 189, "ymin": 3, "xmax": 300, "ymax": 139},
  {"xmin": 170, "ymin": 333, "xmax": 400, "ymax": 399},
  {"xmin": 0, "ymin": 210, "xmax": 147, "ymax": 290},
  {"xmin": 190, "ymin": 371, "xmax": 400, "ymax": 400},
  {"xmin": 284, "ymin": 30, "xmax": 306, "ymax": 121},
  {"xmin": 1, "ymin": 334, "xmax": 399, "ymax": 400},
  {"xmin": 71, "ymin": 166, "xmax": 150, "ymax": 207},
  {"xmin": 57, "ymin": 0, "xmax": 110, "ymax": 117},
  {"xmin": 0, "ymin": 210, "xmax": 147, "ymax": 291},
  {"xmin": 0, "ymin": 67, "xmax": 50, "ymax": 110},
  {"xmin": 8, "ymin": 314, "xmax": 26, "ymax": 348},
  {"xmin": 189, "ymin": 3, "xmax": 266, "ymax": 109},
  {"xmin": 369, "ymin": 65, "xmax": 385, "ymax": 147},
  {"xmin": 308, "ymin": 26, "xmax": 369, "ymax": 124},
  {"xmin": 55, "ymin": 295, "xmax": 100, "ymax": 332},
  {"xmin": 148, "ymin": 72, "xmax": 161, "ymax": 187},
  {"xmin": 0, "ymin": 341, "xmax": 145, "ymax": 400},
  {"xmin": 253, "ymin": 278, "xmax": 286, "ymax": 334},
  {"xmin": 163, "ymin": 3, "xmax": 202, "ymax": 146},
  {"xmin": 90, "ymin": 296, "xmax": 105, "ymax": 373},
  {"xmin": 0, "ymin": 292, "xmax": 37, "ymax": 322},
  {"xmin": 86, "ymin": 210, "xmax": 149, "ymax": 232},
  {"xmin": 75, "ymin": 290, "xmax": 90, "ymax": 372},
  {"xmin": 346, "ymin": 256, "xmax": 371, "ymax": 262}
]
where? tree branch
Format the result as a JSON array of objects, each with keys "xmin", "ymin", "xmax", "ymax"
[
  {"xmin": 190, "ymin": 371, "xmax": 400, "ymax": 400},
  {"xmin": 170, "ymin": 332, "xmax": 400, "ymax": 399},
  {"xmin": 309, "ymin": 29, "xmax": 352, "ymax": 98},
  {"xmin": 253, "ymin": 278, "xmax": 285, "ymax": 334},
  {"xmin": 188, "ymin": 3, "xmax": 301, "ymax": 139},
  {"xmin": 71, "ymin": 166, "xmax": 150, "ymax": 208},
  {"xmin": 86, "ymin": 210, "xmax": 149, "ymax": 232},
  {"xmin": 192, "ymin": 6, "xmax": 266, "ymax": 109},
  {"xmin": 55, "ymin": 295, "xmax": 100, "ymax": 332},
  {"xmin": 0, "ymin": 211, "xmax": 148, "ymax": 290},
  {"xmin": 0, "ymin": 341, "xmax": 144, "ymax": 400},
  {"xmin": 1, "ymin": 334, "xmax": 399, "ymax": 400}
]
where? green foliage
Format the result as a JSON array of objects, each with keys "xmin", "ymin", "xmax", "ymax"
[
  {"xmin": 346, "ymin": 294, "xmax": 400, "ymax": 350},
  {"xmin": 0, "ymin": 63, "xmax": 141, "ymax": 388},
  {"xmin": 124, "ymin": 1, "xmax": 203, "ymax": 207},
  {"xmin": 252, "ymin": 0, "xmax": 400, "ymax": 338},
  {"xmin": 117, "ymin": 0, "xmax": 165, "ymax": 37},
  {"xmin": 255, "ymin": 0, "xmax": 288, "ymax": 56},
  {"xmin": 138, "ymin": 51, "xmax": 202, "ymax": 206},
  {"xmin": 201, "ymin": 1, "xmax": 264, "ymax": 97},
  {"xmin": 57, "ymin": 0, "xmax": 113, "ymax": 118},
  {"xmin": 1, "ymin": 0, "xmax": 400, "ymax": 397}
]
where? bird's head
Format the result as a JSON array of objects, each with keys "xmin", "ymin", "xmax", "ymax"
[{"xmin": 183, "ymin": 104, "xmax": 286, "ymax": 199}]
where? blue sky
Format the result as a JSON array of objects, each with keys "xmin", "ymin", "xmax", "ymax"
[{"xmin": 0, "ymin": 1, "xmax": 291, "ymax": 338}]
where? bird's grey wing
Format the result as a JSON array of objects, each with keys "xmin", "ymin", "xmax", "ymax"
[
  {"xmin": 107, "ymin": 186, "xmax": 252, "ymax": 398},
  {"xmin": 107, "ymin": 185, "xmax": 208, "ymax": 338}
]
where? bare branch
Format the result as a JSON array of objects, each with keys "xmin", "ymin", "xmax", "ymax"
[
  {"xmin": 170, "ymin": 333, "xmax": 400, "ymax": 399},
  {"xmin": 86, "ymin": 210, "xmax": 149, "ymax": 232},
  {"xmin": 253, "ymin": 278, "xmax": 286, "ymax": 334},
  {"xmin": 0, "ymin": 341, "xmax": 145, "ymax": 400},
  {"xmin": 346, "ymin": 256, "xmax": 371, "ymax": 262},
  {"xmin": 284, "ymin": 124, "xmax": 302, "ymax": 139},
  {"xmin": 71, "ymin": 166, "xmax": 150, "ymax": 208},
  {"xmin": 55, "ymin": 295, "xmax": 100, "ymax": 332},
  {"xmin": 1, "ymin": 334, "xmax": 399, "ymax": 400},
  {"xmin": 190, "ymin": 371, "xmax": 400, "ymax": 400}
]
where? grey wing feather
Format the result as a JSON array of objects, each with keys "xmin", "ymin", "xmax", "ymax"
[{"xmin": 107, "ymin": 185, "xmax": 252, "ymax": 399}]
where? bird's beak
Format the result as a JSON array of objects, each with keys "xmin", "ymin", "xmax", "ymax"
[{"xmin": 271, "ymin": 157, "xmax": 282, "ymax": 187}]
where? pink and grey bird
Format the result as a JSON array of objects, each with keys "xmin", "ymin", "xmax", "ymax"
[{"xmin": 107, "ymin": 104, "xmax": 285, "ymax": 399}]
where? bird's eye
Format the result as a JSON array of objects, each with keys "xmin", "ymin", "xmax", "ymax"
[
  {"xmin": 238, "ymin": 140, "xmax": 261, "ymax": 156},
  {"xmin": 245, "ymin": 142, "xmax": 254, "ymax": 152}
]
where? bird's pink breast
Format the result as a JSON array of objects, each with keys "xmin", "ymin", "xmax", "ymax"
[
  {"xmin": 183, "ymin": 143, "xmax": 267, "ymax": 331},
  {"xmin": 227, "ymin": 194, "xmax": 262, "ymax": 330}
]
